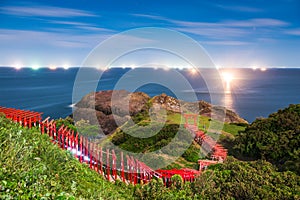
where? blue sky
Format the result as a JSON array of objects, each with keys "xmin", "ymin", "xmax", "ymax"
[{"xmin": 0, "ymin": 0, "xmax": 299, "ymax": 68}]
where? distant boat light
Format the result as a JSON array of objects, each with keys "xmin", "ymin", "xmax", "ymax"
[
  {"xmin": 49, "ymin": 65, "xmax": 57, "ymax": 70},
  {"xmin": 189, "ymin": 68, "xmax": 197, "ymax": 75},
  {"xmin": 260, "ymin": 67, "xmax": 267, "ymax": 71},
  {"xmin": 14, "ymin": 64, "xmax": 22, "ymax": 70},
  {"xmin": 63, "ymin": 64, "xmax": 69, "ymax": 70},
  {"xmin": 130, "ymin": 64, "xmax": 136, "ymax": 69}
]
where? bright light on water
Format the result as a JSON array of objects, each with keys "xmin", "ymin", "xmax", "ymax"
[
  {"xmin": 221, "ymin": 72, "xmax": 233, "ymax": 84},
  {"xmin": 31, "ymin": 65, "xmax": 40, "ymax": 70},
  {"xmin": 221, "ymin": 71, "xmax": 235, "ymax": 94}
]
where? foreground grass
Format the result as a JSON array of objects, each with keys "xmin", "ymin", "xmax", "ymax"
[{"xmin": 0, "ymin": 116, "xmax": 133, "ymax": 199}]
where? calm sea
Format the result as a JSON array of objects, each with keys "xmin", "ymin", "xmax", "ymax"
[{"xmin": 0, "ymin": 67, "xmax": 299, "ymax": 123}]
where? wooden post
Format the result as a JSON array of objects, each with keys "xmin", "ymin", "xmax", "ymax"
[
  {"xmin": 23, "ymin": 118, "xmax": 27, "ymax": 127},
  {"xmin": 79, "ymin": 136, "xmax": 83, "ymax": 163},
  {"xmin": 95, "ymin": 147, "xmax": 98, "ymax": 173},
  {"xmin": 49, "ymin": 121, "xmax": 53, "ymax": 140},
  {"xmin": 53, "ymin": 123, "xmax": 57, "ymax": 141},
  {"xmin": 57, "ymin": 127, "xmax": 61, "ymax": 147},
  {"xmin": 75, "ymin": 133, "xmax": 78, "ymax": 159},
  {"xmin": 112, "ymin": 150, "xmax": 117, "ymax": 180},
  {"xmin": 61, "ymin": 133, "xmax": 65, "ymax": 149},
  {"xmin": 99, "ymin": 147, "xmax": 103, "ymax": 175},
  {"xmin": 106, "ymin": 149, "xmax": 110, "ymax": 181},
  {"xmin": 135, "ymin": 159, "xmax": 140, "ymax": 184},
  {"xmin": 46, "ymin": 121, "xmax": 50, "ymax": 135},
  {"xmin": 70, "ymin": 131, "xmax": 74, "ymax": 151},
  {"xmin": 90, "ymin": 142, "xmax": 93, "ymax": 169},
  {"xmin": 139, "ymin": 161, "xmax": 144, "ymax": 184},
  {"xmin": 65, "ymin": 131, "xmax": 69, "ymax": 149},
  {"xmin": 40, "ymin": 122, "xmax": 44, "ymax": 134},
  {"xmin": 132, "ymin": 157, "xmax": 137, "ymax": 185},
  {"xmin": 28, "ymin": 117, "xmax": 32, "ymax": 128},
  {"xmin": 121, "ymin": 151, "xmax": 125, "ymax": 182},
  {"xmin": 85, "ymin": 138, "xmax": 89, "ymax": 163},
  {"xmin": 126, "ymin": 155, "xmax": 131, "ymax": 183}
]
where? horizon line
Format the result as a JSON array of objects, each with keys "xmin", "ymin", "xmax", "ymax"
[{"xmin": 1, "ymin": 66, "xmax": 300, "ymax": 70}]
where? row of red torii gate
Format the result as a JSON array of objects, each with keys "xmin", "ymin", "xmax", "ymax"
[{"xmin": 0, "ymin": 106, "xmax": 227, "ymax": 186}]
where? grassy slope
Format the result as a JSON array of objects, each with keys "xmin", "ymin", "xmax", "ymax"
[
  {"xmin": 107, "ymin": 112, "xmax": 246, "ymax": 170},
  {"xmin": 0, "ymin": 116, "xmax": 133, "ymax": 199}
]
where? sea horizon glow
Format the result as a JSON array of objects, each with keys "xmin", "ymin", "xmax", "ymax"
[{"xmin": 2, "ymin": 65, "xmax": 299, "ymax": 70}]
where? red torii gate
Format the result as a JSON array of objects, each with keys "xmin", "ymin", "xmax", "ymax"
[
  {"xmin": 198, "ymin": 160, "xmax": 218, "ymax": 171},
  {"xmin": 183, "ymin": 113, "xmax": 198, "ymax": 128},
  {"xmin": 0, "ymin": 106, "xmax": 42, "ymax": 128}
]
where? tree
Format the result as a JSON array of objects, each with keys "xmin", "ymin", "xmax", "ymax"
[{"xmin": 234, "ymin": 104, "xmax": 300, "ymax": 174}]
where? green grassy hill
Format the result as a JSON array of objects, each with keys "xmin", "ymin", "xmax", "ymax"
[
  {"xmin": 0, "ymin": 116, "xmax": 133, "ymax": 199},
  {"xmin": 107, "ymin": 122, "xmax": 200, "ymax": 169},
  {"xmin": 105, "ymin": 112, "xmax": 246, "ymax": 169}
]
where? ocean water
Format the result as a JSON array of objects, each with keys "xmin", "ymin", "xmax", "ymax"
[{"xmin": 0, "ymin": 67, "xmax": 299, "ymax": 123}]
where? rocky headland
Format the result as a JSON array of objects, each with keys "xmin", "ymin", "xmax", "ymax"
[{"xmin": 73, "ymin": 90, "xmax": 247, "ymax": 134}]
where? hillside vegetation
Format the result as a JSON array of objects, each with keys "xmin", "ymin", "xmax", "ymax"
[
  {"xmin": 1, "ymin": 109, "xmax": 300, "ymax": 199},
  {"xmin": 234, "ymin": 104, "xmax": 300, "ymax": 174},
  {"xmin": 109, "ymin": 122, "xmax": 200, "ymax": 169},
  {"xmin": 0, "ymin": 116, "xmax": 133, "ymax": 199},
  {"xmin": 104, "ymin": 110, "xmax": 246, "ymax": 169}
]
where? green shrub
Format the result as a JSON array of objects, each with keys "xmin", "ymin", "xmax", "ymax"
[{"xmin": 171, "ymin": 174, "xmax": 183, "ymax": 189}]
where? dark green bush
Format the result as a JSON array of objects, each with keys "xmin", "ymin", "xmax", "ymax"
[{"xmin": 235, "ymin": 104, "xmax": 300, "ymax": 174}]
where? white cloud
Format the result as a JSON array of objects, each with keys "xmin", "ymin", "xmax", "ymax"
[
  {"xmin": 285, "ymin": 28, "xmax": 300, "ymax": 36},
  {"xmin": 202, "ymin": 40, "xmax": 251, "ymax": 46},
  {"xmin": 0, "ymin": 5, "xmax": 98, "ymax": 18},
  {"xmin": 0, "ymin": 29, "xmax": 110, "ymax": 48},
  {"xmin": 176, "ymin": 26, "xmax": 249, "ymax": 39},
  {"xmin": 133, "ymin": 14, "xmax": 289, "ymax": 42},
  {"xmin": 215, "ymin": 4, "xmax": 263, "ymax": 13},
  {"xmin": 170, "ymin": 18, "xmax": 288, "ymax": 29},
  {"xmin": 222, "ymin": 18, "xmax": 289, "ymax": 27},
  {"xmin": 131, "ymin": 13, "xmax": 166, "ymax": 21},
  {"xmin": 47, "ymin": 20, "xmax": 115, "ymax": 32},
  {"xmin": 47, "ymin": 20, "xmax": 92, "ymax": 26}
]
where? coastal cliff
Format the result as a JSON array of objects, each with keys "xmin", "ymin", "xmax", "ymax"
[{"xmin": 73, "ymin": 90, "xmax": 247, "ymax": 134}]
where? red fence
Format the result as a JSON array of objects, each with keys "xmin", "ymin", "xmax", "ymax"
[
  {"xmin": 0, "ymin": 106, "xmax": 42, "ymax": 128},
  {"xmin": 40, "ymin": 116, "xmax": 161, "ymax": 185},
  {"xmin": 1, "ymin": 107, "xmax": 226, "ymax": 185}
]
